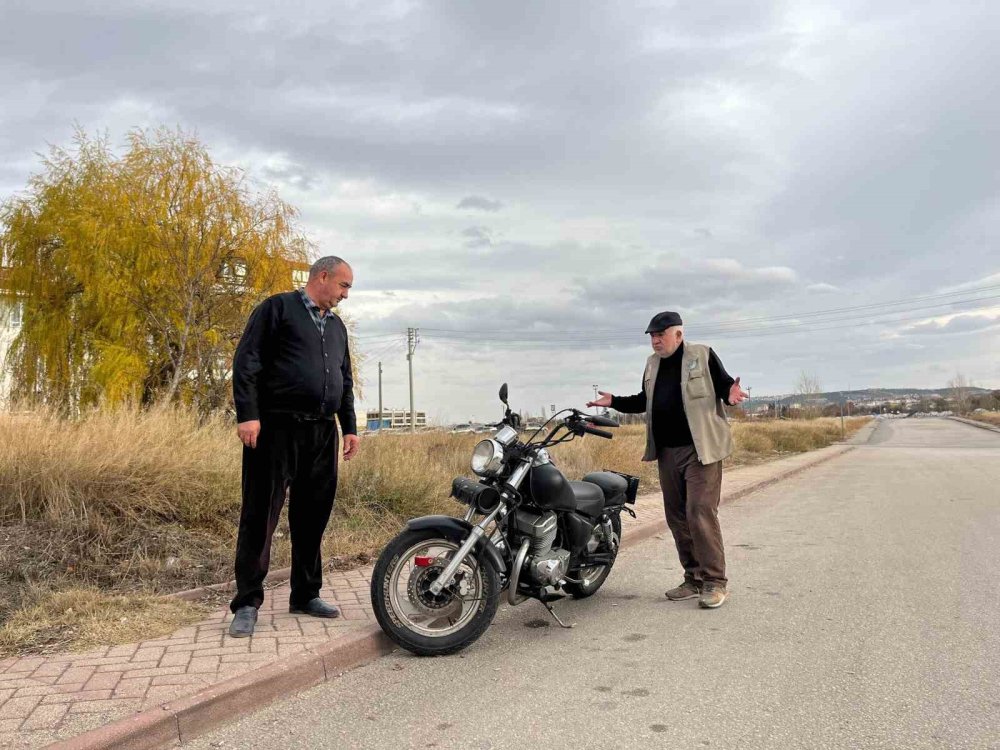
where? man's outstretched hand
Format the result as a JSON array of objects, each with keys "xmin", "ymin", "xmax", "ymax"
[
  {"xmin": 728, "ymin": 377, "xmax": 749, "ymax": 405},
  {"xmin": 587, "ymin": 391, "xmax": 613, "ymax": 409}
]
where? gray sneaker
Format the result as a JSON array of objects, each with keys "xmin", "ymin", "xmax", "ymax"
[
  {"xmin": 698, "ymin": 582, "xmax": 727, "ymax": 609},
  {"xmin": 228, "ymin": 606, "xmax": 258, "ymax": 637},
  {"xmin": 665, "ymin": 580, "xmax": 702, "ymax": 601}
]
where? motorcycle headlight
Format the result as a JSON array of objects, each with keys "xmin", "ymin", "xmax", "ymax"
[{"xmin": 471, "ymin": 439, "xmax": 505, "ymax": 477}]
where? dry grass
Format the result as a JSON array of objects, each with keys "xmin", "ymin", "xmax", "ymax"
[
  {"xmin": 0, "ymin": 587, "xmax": 208, "ymax": 656},
  {"xmin": 966, "ymin": 412, "xmax": 1000, "ymax": 428},
  {"xmin": 0, "ymin": 408, "xmax": 869, "ymax": 654}
]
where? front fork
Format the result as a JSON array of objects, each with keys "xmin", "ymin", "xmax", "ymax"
[
  {"xmin": 428, "ymin": 502, "xmax": 506, "ymax": 595},
  {"xmin": 428, "ymin": 458, "xmax": 531, "ymax": 596}
]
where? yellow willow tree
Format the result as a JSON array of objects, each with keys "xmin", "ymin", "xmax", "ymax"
[{"xmin": 0, "ymin": 128, "xmax": 310, "ymax": 413}]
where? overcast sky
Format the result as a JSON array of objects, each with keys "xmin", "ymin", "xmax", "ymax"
[{"xmin": 2, "ymin": 0, "xmax": 999, "ymax": 423}]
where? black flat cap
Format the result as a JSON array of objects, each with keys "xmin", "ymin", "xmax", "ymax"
[{"xmin": 645, "ymin": 311, "xmax": 683, "ymax": 333}]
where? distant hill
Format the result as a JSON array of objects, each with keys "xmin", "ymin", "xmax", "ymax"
[{"xmin": 757, "ymin": 387, "xmax": 996, "ymax": 406}]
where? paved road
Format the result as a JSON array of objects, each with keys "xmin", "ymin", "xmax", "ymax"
[{"xmin": 191, "ymin": 418, "xmax": 1000, "ymax": 750}]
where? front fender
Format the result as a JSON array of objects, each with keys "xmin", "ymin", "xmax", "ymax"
[{"xmin": 405, "ymin": 515, "xmax": 507, "ymax": 574}]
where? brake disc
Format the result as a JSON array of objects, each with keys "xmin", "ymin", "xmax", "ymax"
[{"xmin": 407, "ymin": 563, "xmax": 463, "ymax": 618}]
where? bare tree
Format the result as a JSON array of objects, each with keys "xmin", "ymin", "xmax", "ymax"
[
  {"xmin": 793, "ymin": 371, "xmax": 824, "ymax": 418},
  {"xmin": 947, "ymin": 372, "xmax": 974, "ymax": 414},
  {"xmin": 795, "ymin": 371, "xmax": 823, "ymax": 395}
]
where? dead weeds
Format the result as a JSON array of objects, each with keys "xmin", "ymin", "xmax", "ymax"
[
  {"xmin": 0, "ymin": 587, "xmax": 209, "ymax": 656},
  {"xmin": 0, "ymin": 408, "xmax": 869, "ymax": 656}
]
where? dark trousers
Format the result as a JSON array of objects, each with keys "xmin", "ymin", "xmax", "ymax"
[
  {"xmin": 657, "ymin": 444, "xmax": 727, "ymax": 586},
  {"xmin": 230, "ymin": 417, "xmax": 339, "ymax": 612}
]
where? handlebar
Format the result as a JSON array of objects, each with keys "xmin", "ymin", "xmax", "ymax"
[
  {"xmin": 581, "ymin": 424, "xmax": 614, "ymax": 439},
  {"xmin": 585, "ymin": 413, "xmax": 620, "ymax": 428}
]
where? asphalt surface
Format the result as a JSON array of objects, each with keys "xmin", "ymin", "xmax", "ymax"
[{"xmin": 190, "ymin": 418, "xmax": 1000, "ymax": 750}]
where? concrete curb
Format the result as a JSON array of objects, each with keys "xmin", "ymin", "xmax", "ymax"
[
  {"xmin": 948, "ymin": 416, "xmax": 1000, "ymax": 434},
  {"xmin": 52, "ymin": 443, "xmax": 855, "ymax": 750},
  {"xmin": 48, "ymin": 628, "xmax": 394, "ymax": 750}
]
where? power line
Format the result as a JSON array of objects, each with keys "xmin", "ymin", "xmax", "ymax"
[
  {"xmin": 411, "ymin": 306, "xmax": 1000, "ymax": 349},
  {"xmin": 413, "ymin": 300, "xmax": 1000, "ymax": 345},
  {"xmin": 355, "ymin": 332, "xmax": 406, "ymax": 341},
  {"xmin": 359, "ymin": 337, "xmax": 406, "ymax": 363},
  {"xmin": 412, "ymin": 282, "xmax": 1000, "ymax": 339},
  {"xmin": 348, "ymin": 282, "xmax": 1000, "ymax": 353}
]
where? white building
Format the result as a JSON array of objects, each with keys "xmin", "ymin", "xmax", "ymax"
[
  {"xmin": 0, "ymin": 259, "xmax": 22, "ymax": 404},
  {"xmin": 366, "ymin": 409, "xmax": 428, "ymax": 431}
]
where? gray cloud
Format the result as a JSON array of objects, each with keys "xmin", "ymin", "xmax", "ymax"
[
  {"xmin": 461, "ymin": 226, "xmax": 493, "ymax": 248},
  {"xmin": 2, "ymin": 0, "xmax": 1000, "ymax": 420},
  {"xmin": 899, "ymin": 313, "xmax": 1000, "ymax": 336},
  {"xmin": 573, "ymin": 257, "xmax": 802, "ymax": 320},
  {"xmin": 456, "ymin": 195, "xmax": 502, "ymax": 212}
]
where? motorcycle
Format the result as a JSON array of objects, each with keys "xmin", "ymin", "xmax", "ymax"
[{"xmin": 370, "ymin": 383, "xmax": 639, "ymax": 656}]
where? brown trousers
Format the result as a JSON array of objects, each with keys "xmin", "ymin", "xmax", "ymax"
[{"xmin": 657, "ymin": 445, "xmax": 727, "ymax": 586}]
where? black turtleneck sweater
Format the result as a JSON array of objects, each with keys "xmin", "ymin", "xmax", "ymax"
[{"xmin": 611, "ymin": 343, "xmax": 735, "ymax": 449}]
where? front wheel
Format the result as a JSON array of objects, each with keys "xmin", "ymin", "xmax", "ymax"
[
  {"xmin": 370, "ymin": 528, "xmax": 500, "ymax": 656},
  {"xmin": 565, "ymin": 513, "xmax": 622, "ymax": 599}
]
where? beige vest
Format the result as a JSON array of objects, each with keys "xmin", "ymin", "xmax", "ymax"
[{"xmin": 640, "ymin": 342, "xmax": 734, "ymax": 465}]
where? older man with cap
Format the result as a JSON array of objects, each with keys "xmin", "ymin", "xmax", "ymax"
[{"xmin": 588, "ymin": 311, "xmax": 748, "ymax": 608}]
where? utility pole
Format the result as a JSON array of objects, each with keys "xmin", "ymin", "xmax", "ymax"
[
  {"xmin": 840, "ymin": 392, "xmax": 845, "ymax": 438},
  {"xmin": 746, "ymin": 386, "xmax": 752, "ymax": 418},
  {"xmin": 377, "ymin": 361, "xmax": 383, "ymax": 432},
  {"xmin": 592, "ymin": 384, "xmax": 599, "ymax": 414},
  {"xmin": 406, "ymin": 328, "xmax": 419, "ymax": 432}
]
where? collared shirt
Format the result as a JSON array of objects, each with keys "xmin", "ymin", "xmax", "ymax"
[{"xmin": 298, "ymin": 288, "xmax": 333, "ymax": 335}]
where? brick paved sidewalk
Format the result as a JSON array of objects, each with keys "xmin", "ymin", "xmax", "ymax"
[
  {"xmin": 0, "ymin": 442, "xmax": 858, "ymax": 749},
  {"xmin": 0, "ymin": 565, "xmax": 378, "ymax": 749}
]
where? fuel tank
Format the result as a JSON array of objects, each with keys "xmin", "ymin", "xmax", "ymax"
[{"xmin": 528, "ymin": 462, "xmax": 576, "ymax": 511}]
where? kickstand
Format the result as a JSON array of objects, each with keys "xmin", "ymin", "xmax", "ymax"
[{"xmin": 540, "ymin": 600, "xmax": 575, "ymax": 629}]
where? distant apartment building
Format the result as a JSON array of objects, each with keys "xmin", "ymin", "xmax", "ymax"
[{"xmin": 366, "ymin": 409, "xmax": 428, "ymax": 431}]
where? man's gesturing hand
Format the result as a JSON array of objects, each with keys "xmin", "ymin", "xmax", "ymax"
[
  {"xmin": 343, "ymin": 434, "xmax": 360, "ymax": 461},
  {"xmin": 587, "ymin": 391, "xmax": 613, "ymax": 409},
  {"xmin": 728, "ymin": 377, "xmax": 749, "ymax": 405},
  {"xmin": 237, "ymin": 420, "xmax": 261, "ymax": 449}
]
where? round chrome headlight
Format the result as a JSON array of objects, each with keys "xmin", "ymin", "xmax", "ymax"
[{"xmin": 471, "ymin": 439, "xmax": 504, "ymax": 477}]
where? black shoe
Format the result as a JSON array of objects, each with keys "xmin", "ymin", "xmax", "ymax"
[
  {"xmin": 228, "ymin": 606, "xmax": 258, "ymax": 638},
  {"xmin": 289, "ymin": 597, "xmax": 341, "ymax": 619}
]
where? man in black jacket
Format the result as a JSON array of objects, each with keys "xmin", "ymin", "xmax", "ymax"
[{"xmin": 228, "ymin": 256, "xmax": 360, "ymax": 638}]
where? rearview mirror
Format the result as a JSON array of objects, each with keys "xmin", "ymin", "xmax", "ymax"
[{"xmin": 499, "ymin": 383, "xmax": 508, "ymax": 404}]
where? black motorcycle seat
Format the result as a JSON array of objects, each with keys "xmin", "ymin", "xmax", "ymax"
[
  {"xmin": 569, "ymin": 481, "xmax": 605, "ymax": 517},
  {"xmin": 581, "ymin": 471, "xmax": 628, "ymax": 504}
]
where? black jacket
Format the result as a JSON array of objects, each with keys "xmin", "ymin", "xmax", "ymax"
[{"xmin": 232, "ymin": 291, "xmax": 357, "ymax": 434}]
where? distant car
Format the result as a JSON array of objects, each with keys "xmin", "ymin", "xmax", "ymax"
[{"xmin": 449, "ymin": 423, "xmax": 474, "ymax": 434}]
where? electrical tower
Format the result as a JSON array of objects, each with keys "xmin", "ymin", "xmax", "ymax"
[{"xmin": 407, "ymin": 328, "xmax": 419, "ymax": 432}]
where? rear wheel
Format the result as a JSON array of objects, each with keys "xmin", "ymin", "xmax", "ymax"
[
  {"xmin": 565, "ymin": 513, "xmax": 621, "ymax": 599},
  {"xmin": 371, "ymin": 528, "xmax": 500, "ymax": 656}
]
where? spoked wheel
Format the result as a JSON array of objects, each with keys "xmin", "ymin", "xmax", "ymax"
[
  {"xmin": 565, "ymin": 514, "xmax": 622, "ymax": 599},
  {"xmin": 371, "ymin": 529, "xmax": 500, "ymax": 656}
]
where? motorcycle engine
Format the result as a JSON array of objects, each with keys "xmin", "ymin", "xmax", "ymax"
[{"xmin": 515, "ymin": 509, "xmax": 571, "ymax": 586}]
